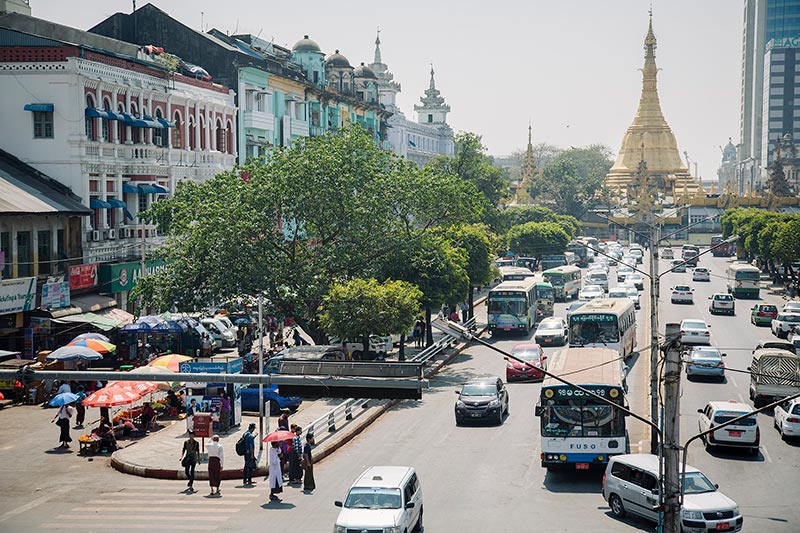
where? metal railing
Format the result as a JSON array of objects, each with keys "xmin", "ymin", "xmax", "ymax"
[{"xmin": 304, "ymin": 317, "xmax": 475, "ymax": 443}]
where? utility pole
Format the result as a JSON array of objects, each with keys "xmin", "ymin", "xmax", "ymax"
[
  {"xmin": 258, "ymin": 295, "xmax": 265, "ymax": 452},
  {"xmin": 662, "ymin": 323, "xmax": 682, "ymax": 533}
]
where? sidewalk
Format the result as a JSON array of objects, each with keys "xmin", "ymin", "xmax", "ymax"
[{"xmin": 111, "ymin": 295, "xmax": 488, "ymax": 480}]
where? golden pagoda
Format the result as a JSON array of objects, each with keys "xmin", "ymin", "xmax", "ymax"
[
  {"xmin": 514, "ymin": 122, "xmax": 537, "ymax": 204},
  {"xmin": 604, "ymin": 14, "xmax": 698, "ymax": 198}
]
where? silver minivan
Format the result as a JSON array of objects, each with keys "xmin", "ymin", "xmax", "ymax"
[
  {"xmin": 334, "ymin": 466, "xmax": 423, "ymax": 533},
  {"xmin": 602, "ymin": 454, "xmax": 742, "ymax": 532},
  {"xmin": 585, "ymin": 270, "xmax": 609, "ymax": 292}
]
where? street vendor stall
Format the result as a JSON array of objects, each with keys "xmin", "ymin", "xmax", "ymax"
[{"xmin": 181, "ymin": 357, "xmax": 244, "ymax": 433}]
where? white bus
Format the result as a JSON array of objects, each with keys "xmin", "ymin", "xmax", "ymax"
[
  {"xmin": 726, "ymin": 262, "xmax": 761, "ymax": 299},
  {"xmin": 568, "ymin": 298, "xmax": 637, "ymax": 359},
  {"xmin": 498, "ymin": 266, "xmax": 536, "ymax": 281},
  {"xmin": 487, "ymin": 277, "xmax": 537, "ymax": 334},
  {"xmin": 543, "ymin": 265, "xmax": 582, "ymax": 301},
  {"xmin": 535, "ymin": 347, "xmax": 629, "ymax": 471}
]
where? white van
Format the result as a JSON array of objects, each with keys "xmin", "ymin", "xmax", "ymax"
[
  {"xmin": 602, "ymin": 454, "xmax": 742, "ymax": 532},
  {"xmin": 585, "ymin": 271, "xmax": 609, "ymax": 292},
  {"xmin": 214, "ymin": 315, "xmax": 238, "ymax": 338},
  {"xmin": 201, "ymin": 318, "xmax": 236, "ymax": 348},
  {"xmin": 334, "ymin": 466, "xmax": 423, "ymax": 533}
]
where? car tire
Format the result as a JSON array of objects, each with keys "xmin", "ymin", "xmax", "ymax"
[
  {"xmin": 414, "ymin": 506, "xmax": 423, "ymax": 532},
  {"xmin": 609, "ymin": 494, "xmax": 626, "ymax": 518}
]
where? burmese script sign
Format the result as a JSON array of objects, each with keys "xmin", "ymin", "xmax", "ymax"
[{"xmin": 0, "ymin": 277, "xmax": 36, "ymax": 316}]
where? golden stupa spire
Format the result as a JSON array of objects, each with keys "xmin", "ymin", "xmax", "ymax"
[{"xmin": 516, "ymin": 121, "xmax": 537, "ymax": 204}]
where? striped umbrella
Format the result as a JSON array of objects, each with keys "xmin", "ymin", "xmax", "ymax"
[
  {"xmin": 82, "ymin": 384, "xmax": 142, "ymax": 407},
  {"xmin": 147, "ymin": 354, "xmax": 192, "ymax": 373},
  {"xmin": 66, "ymin": 338, "xmax": 116, "ymax": 353},
  {"xmin": 107, "ymin": 380, "xmax": 159, "ymax": 395},
  {"xmin": 130, "ymin": 365, "xmax": 181, "ymax": 390},
  {"xmin": 45, "ymin": 346, "xmax": 103, "ymax": 361},
  {"xmin": 72, "ymin": 333, "xmax": 110, "ymax": 342}
]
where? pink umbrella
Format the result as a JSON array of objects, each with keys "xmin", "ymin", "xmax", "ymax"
[
  {"xmin": 107, "ymin": 380, "xmax": 159, "ymax": 395},
  {"xmin": 82, "ymin": 384, "xmax": 142, "ymax": 407},
  {"xmin": 262, "ymin": 430, "xmax": 295, "ymax": 442}
]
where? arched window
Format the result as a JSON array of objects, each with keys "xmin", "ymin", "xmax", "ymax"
[
  {"xmin": 101, "ymin": 98, "xmax": 111, "ymax": 142},
  {"xmin": 130, "ymin": 102, "xmax": 141, "ymax": 144},
  {"xmin": 85, "ymin": 94, "xmax": 95, "ymax": 140},
  {"xmin": 188, "ymin": 115, "xmax": 196, "ymax": 150},
  {"xmin": 225, "ymin": 120, "xmax": 233, "ymax": 154},
  {"xmin": 173, "ymin": 111, "xmax": 182, "ymax": 150},
  {"xmin": 153, "ymin": 108, "xmax": 164, "ymax": 147},
  {"xmin": 215, "ymin": 118, "xmax": 225, "ymax": 153},
  {"xmin": 117, "ymin": 103, "xmax": 127, "ymax": 143}
]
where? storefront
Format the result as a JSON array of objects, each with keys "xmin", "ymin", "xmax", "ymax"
[
  {"xmin": 0, "ymin": 277, "xmax": 36, "ymax": 352},
  {"xmin": 183, "ymin": 358, "xmax": 244, "ymax": 433},
  {"xmin": 98, "ymin": 259, "xmax": 166, "ymax": 314}
]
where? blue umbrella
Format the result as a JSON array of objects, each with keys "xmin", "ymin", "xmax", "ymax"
[
  {"xmin": 72, "ymin": 332, "xmax": 110, "ymax": 343},
  {"xmin": 49, "ymin": 392, "xmax": 79, "ymax": 407},
  {"xmin": 45, "ymin": 346, "xmax": 104, "ymax": 361}
]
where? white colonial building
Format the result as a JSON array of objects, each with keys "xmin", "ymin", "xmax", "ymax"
[
  {"xmin": 0, "ymin": 12, "xmax": 236, "ymax": 264},
  {"xmin": 368, "ymin": 32, "xmax": 454, "ymax": 167}
]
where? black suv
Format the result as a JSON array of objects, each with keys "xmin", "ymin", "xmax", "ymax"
[{"xmin": 454, "ymin": 376, "xmax": 509, "ymax": 425}]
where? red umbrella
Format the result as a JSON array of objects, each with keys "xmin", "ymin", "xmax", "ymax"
[
  {"xmin": 107, "ymin": 380, "xmax": 159, "ymax": 395},
  {"xmin": 262, "ymin": 430, "xmax": 295, "ymax": 442},
  {"xmin": 82, "ymin": 384, "xmax": 142, "ymax": 407}
]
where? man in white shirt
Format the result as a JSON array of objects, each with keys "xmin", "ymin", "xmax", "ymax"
[
  {"xmin": 206, "ymin": 434, "xmax": 224, "ymax": 496},
  {"xmin": 56, "ymin": 381, "xmax": 71, "ymax": 396}
]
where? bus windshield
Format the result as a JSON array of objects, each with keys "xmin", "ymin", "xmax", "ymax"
[
  {"xmin": 541, "ymin": 401, "xmax": 625, "ymax": 437},
  {"xmin": 547, "ymin": 274, "xmax": 565, "ymax": 287},
  {"xmin": 488, "ymin": 298, "xmax": 527, "ymax": 316},
  {"xmin": 569, "ymin": 314, "xmax": 620, "ymax": 344},
  {"xmin": 735, "ymin": 271, "xmax": 760, "ymax": 281},
  {"xmin": 536, "ymin": 286, "xmax": 555, "ymax": 301}
]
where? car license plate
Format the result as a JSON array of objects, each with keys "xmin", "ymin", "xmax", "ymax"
[
  {"xmin": 575, "ymin": 463, "xmax": 589, "ymax": 470},
  {"xmin": 544, "ymin": 338, "xmax": 552, "ymax": 343},
  {"xmin": 471, "ymin": 413, "xmax": 482, "ymax": 417},
  {"xmin": 728, "ymin": 430, "xmax": 742, "ymax": 437},
  {"xmin": 716, "ymin": 522, "xmax": 729, "ymax": 530}
]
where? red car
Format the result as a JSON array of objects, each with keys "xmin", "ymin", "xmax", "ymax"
[{"xmin": 506, "ymin": 343, "xmax": 548, "ymax": 381}]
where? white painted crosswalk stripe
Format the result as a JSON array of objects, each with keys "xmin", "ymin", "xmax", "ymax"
[{"xmin": 41, "ymin": 524, "xmax": 218, "ymax": 531}]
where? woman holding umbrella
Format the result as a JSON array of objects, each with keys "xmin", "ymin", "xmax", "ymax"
[{"xmin": 53, "ymin": 402, "xmax": 74, "ymax": 448}]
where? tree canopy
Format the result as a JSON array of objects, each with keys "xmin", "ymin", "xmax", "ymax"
[{"xmin": 506, "ymin": 221, "xmax": 570, "ymax": 259}]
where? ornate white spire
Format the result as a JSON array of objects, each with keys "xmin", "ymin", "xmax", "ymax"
[
  {"xmin": 414, "ymin": 64, "xmax": 450, "ymax": 124},
  {"xmin": 374, "ymin": 28, "xmax": 382, "ymax": 64}
]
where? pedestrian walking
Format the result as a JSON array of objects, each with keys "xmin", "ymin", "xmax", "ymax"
[
  {"xmin": 181, "ymin": 434, "xmax": 200, "ymax": 491},
  {"xmin": 419, "ymin": 317, "xmax": 427, "ymax": 347},
  {"xmin": 74, "ymin": 386, "xmax": 86, "ymax": 428},
  {"xmin": 289, "ymin": 426, "xmax": 303, "ymax": 484},
  {"xmin": 201, "ymin": 334, "xmax": 212, "ymax": 357},
  {"xmin": 460, "ymin": 301, "xmax": 469, "ymax": 323},
  {"xmin": 277, "ymin": 411, "xmax": 289, "ymax": 431},
  {"xmin": 242, "ymin": 423, "xmax": 257, "ymax": 485},
  {"xmin": 219, "ymin": 391, "xmax": 231, "ymax": 434},
  {"xmin": 207, "ymin": 434, "xmax": 224, "ymax": 496},
  {"xmin": 186, "ymin": 398, "xmax": 196, "ymax": 434},
  {"xmin": 412, "ymin": 319, "xmax": 422, "ymax": 348},
  {"xmin": 268, "ymin": 441, "xmax": 283, "ymax": 501},
  {"xmin": 53, "ymin": 403, "xmax": 73, "ymax": 448},
  {"xmin": 302, "ymin": 434, "xmax": 315, "ymax": 492}
]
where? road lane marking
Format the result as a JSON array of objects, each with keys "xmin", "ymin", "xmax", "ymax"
[
  {"xmin": 0, "ymin": 487, "xmax": 69, "ymax": 523},
  {"xmin": 72, "ymin": 507, "xmax": 240, "ymax": 513},
  {"xmin": 86, "ymin": 499, "xmax": 249, "ymax": 505},
  {"xmin": 737, "ymin": 392, "xmax": 745, "ymax": 403},
  {"xmin": 41, "ymin": 524, "xmax": 217, "ymax": 531},
  {"xmin": 729, "ymin": 375, "xmax": 738, "ymax": 388},
  {"xmin": 101, "ymin": 491, "xmax": 255, "ymax": 499},
  {"xmin": 761, "ymin": 445, "xmax": 773, "ymax": 463},
  {"xmin": 56, "ymin": 515, "xmax": 230, "ymax": 522}
]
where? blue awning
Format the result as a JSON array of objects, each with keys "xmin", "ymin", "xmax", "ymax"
[
  {"xmin": 137, "ymin": 184, "xmax": 158, "ymax": 194},
  {"xmin": 122, "ymin": 183, "xmax": 139, "ymax": 194},
  {"xmin": 85, "ymin": 107, "xmax": 113, "ymax": 119},
  {"xmin": 156, "ymin": 117, "xmax": 175, "ymax": 128},
  {"xmin": 142, "ymin": 116, "xmax": 164, "ymax": 129},
  {"xmin": 152, "ymin": 184, "xmax": 169, "ymax": 194},
  {"xmin": 124, "ymin": 208, "xmax": 135, "ymax": 221},
  {"xmin": 24, "ymin": 103, "xmax": 54, "ymax": 112},
  {"xmin": 89, "ymin": 199, "xmax": 112, "ymax": 209},
  {"xmin": 107, "ymin": 199, "xmax": 127, "ymax": 208},
  {"xmin": 105, "ymin": 111, "xmax": 123, "ymax": 121}
]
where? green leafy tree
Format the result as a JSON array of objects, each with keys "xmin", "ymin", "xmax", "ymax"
[
  {"xmin": 382, "ymin": 234, "xmax": 469, "ymax": 346},
  {"xmin": 507, "ymin": 222, "xmax": 570, "ymax": 259},
  {"xmin": 320, "ymin": 278, "xmax": 421, "ymax": 361},
  {"xmin": 530, "ymin": 144, "xmax": 613, "ymax": 218},
  {"xmin": 438, "ymin": 224, "xmax": 494, "ymax": 319},
  {"xmin": 772, "ymin": 219, "xmax": 800, "ymax": 264}
]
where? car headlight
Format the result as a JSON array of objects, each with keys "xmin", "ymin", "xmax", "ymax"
[
  {"xmin": 333, "ymin": 526, "xmax": 347, "ymax": 533},
  {"xmin": 732, "ymin": 506, "xmax": 740, "ymax": 517},
  {"xmin": 456, "ymin": 400, "xmax": 465, "ymax": 408},
  {"xmin": 681, "ymin": 510, "xmax": 704, "ymax": 520},
  {"xmin": 488, "ymin": 398, "xmax": 501, "ymax": 408}
]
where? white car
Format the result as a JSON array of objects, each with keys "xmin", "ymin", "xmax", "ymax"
[
  {"xmin": 534, "ymin": 317, "xmax": 569, "ymax": 346},
  {"xmin": 774, "ymin": 397, "xmax": 800, "ymax": 439},
  {"xmin": 771, "ymin": 313, "xmax": 800, "ymax": 339},
  {"xmin": 625, "ymin": 286, "xmax": 641, "ymax": 309},
  {"xmin": 661, "ymin": 247, "xmax": 674, "ymax": 259},
  {"xmin": 617, "ymin": 265, "xmax": 633, "ymax": 282},
  {"xmin": 584, "ymin": 271, "xmax": 609, "ymax": 292},
  {"xmin": 334, "ymin": 466, "xmax": 422, "ymax": 533},
  {"xmin": 607, "ymin": 287, "xmax": 629, "ymax": 300},
  {"xmin": 692, "ymin": 267, "xmax": 711, "ymax": 282},
  {"xmin": 579, "ymin": 284, "xmax": 605, "ymax": 301},
  {"xmin": 783, "ymin": 301, "xmax": 800, "ymax": 314},
  {"xmin": 670, "ymin": 284, "xmax": 694, "ymax": 304},
  {"xmin": 625, "ymin": 273, "xmax": 645, "ymax": 290},
  {"xmin": 698, "ymin": 401, "xmax": 760, "ymax": 454},
  {"xmin": 680, "ymin": 319, "xmax": 711, "ymax": 345}
]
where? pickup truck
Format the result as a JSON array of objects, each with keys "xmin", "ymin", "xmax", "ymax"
[{"xmin": 749, "ymin": 348, "xmax": 800, "ymax": 407}]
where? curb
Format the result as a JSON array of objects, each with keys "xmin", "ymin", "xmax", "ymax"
[{"xmin": 110, "ymin": 322, "xmax": 486, "ymax": 479}]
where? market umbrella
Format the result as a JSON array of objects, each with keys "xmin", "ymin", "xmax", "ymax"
[
  {"xmin": 72, "ymin": 332, "xmax": 110, "ymax": 342},
  {"xmin": 107, "ymin": 380, "xmax": 159, "ymax": 395},
  {"xmin": 0, "ymin": 391, "xmax": 5, "ymax": 400},
  {"xmin": 66, "ymin": 338, "xmax": 116, "ymax": 353},
  {"xmin": 148, "ymin": 354, "xmax": 192, "ymax": 373},
  {"xmin": 234, "ymin": 317, "xmax": 251, "ymax": 326},
  {"xmin": 82, "ymin": 384, "xmax": 142, "ymax": 407},
  {"xmin": 130, "ymin": 365, "xmax": 181, "ymax": 389},
  {"xmin": 49, "ymin": 392, "xmax": 79, "ymax": 407},
  {"xmin": 262, "ymin": 430, "xmax": 295, "ymax": 443},
  {"xmin": 45, "ymin": 346, "xmax": 104, "ymax": 361}
]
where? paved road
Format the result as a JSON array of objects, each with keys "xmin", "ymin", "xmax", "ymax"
[{"xmin": 659, "ymin": 254, "xmax": 800, "ymax": 532}]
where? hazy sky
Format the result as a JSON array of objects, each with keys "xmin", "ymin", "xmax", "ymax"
[{"xmin": 33, "ymin": 0, "xmax": 742, "ymax": 180}]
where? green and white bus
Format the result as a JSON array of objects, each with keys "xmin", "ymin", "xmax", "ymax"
[
  {"xmin": 499, "ymin": 266, "xmax": 536, "ymax": 281},
  {"xmin": 541, "ymin": 252, "xmax": 577, "ymax": 271},
  {"xmin": 543, "ymin": 265, "xmax": 582, "ymax": 301},
  {"xmin": 568, "ymin": 298, "xmax": 637, "ymax": 359},
  {"xmin": 532, "ymin": 273, "xmax": 555, "ymax": 323},
  {"xmin": 488, "ymin": 277, "xmax": 537, "ymax": 334},
  {"xmin": 726, "ymin": 262, "xmax": 761, "ymax": 298}
]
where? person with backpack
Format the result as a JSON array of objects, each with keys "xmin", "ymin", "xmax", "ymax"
[{"xmin": 240, "ymin": 423, "xmax": 257, "ymax": 485}]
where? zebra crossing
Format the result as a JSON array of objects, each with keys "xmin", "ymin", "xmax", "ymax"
[{"xmin": 39, "ymin": 483, "xmax": 262, "ymax": 531}]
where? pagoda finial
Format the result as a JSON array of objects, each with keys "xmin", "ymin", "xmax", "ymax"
[
  {"xmin": 528, "ymin": 119, "xmax": 532, "ymax": 146},
  {"xmin": 374, "ymin": 27, "xmax": 382, "ymax": 64},
  {"xmin": 429, "ymin": 64, "xmax": 436, "ymax": 90}
]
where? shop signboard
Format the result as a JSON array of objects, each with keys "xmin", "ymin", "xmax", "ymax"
[
  {"xmin": 0, "ymin": 277, "xmax": 36, "ymax": 316},
  {"xmin": 98, "ymin": 260, "xmax": 166, "ymax": 294},
  {"xmin": 23, "ymin": 328, "xmax": 33, "ymax": 358},
  {"xmin": 30, "ymin": 317, "xmax": 51, "ymax": 334},
  {"xmin": 41, "ymin": 280, "xmax": 70, "ymax": 309},
  {"xmin": 69, "ymin": 263, "xmax": 98, "ymax": 290}
]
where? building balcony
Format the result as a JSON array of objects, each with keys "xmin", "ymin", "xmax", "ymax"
[
  {"xmin": 243, "ymin": 109, "xmax": 275, "ymax": 132},
  {"xmin": 80, "ymin": 140, "xmax": 235, "ymax": 169},
  {"xmin": 290, "ymin": 118, "xmax": 310, "ymax": 138},
  {"xmin": 309, "ymin": 125, "xmax": 326, "ymax": 137},
  {"xmin": 83, "ymin": 224, "xmax": 164, "ymax": 263}
]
